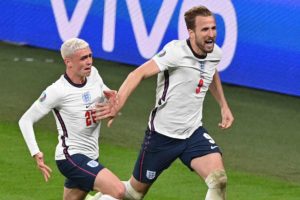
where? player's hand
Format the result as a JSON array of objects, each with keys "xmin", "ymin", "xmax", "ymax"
[
  {"xmin": 92, "ymin": 90, "xmax": 119, "ymax": 126},
  {"xmin": 93, "ymin": 103, "xmax": 117, "ymax": 124},
  {"xmin": 34, "ymin": 152, "xmax": 52, "ymax": 182},
  {"xmin": 218, "ymin": 106, "xmax": 234, "ymax": 129},
  {"xmin": 103, "ymin": 90, "xmax": 117, "ymax": 101}
]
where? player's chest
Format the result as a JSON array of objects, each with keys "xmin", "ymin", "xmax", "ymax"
[
  {"xmin": 171, "ymin": 60, "xmax": 216, "ymax": 82},
  {"xmin": 60, "ymin": 85, "xmax": 104, "ymax": 112}
]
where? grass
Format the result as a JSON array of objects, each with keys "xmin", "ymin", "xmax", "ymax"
[
  {"xmin": 0, "ymin": 42, "xmax": 300, "ymax": 199},
  {"xmin": 1, "ymin": 123, "xmax": 299, "ymax": 200}
]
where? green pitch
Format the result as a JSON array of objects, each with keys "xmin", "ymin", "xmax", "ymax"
[{"xmin": 0, "ymin": 42, "xmax": 299, "ymax": 199}]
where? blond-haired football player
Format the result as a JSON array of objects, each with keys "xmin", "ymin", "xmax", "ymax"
[{"xmin": 19, "ymin": 38, "xmax": 124, "ymax": 200}]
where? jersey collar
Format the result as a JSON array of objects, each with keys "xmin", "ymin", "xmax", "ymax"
[
  {"xmin": 186, "ymin": 39, "xmax": 207, "ymax": 59},
  {"xmin": 64, "ymin": 73, "xmax": 87, "ymax": 88}
]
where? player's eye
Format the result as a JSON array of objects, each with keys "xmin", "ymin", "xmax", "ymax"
[{"xmin": 80, "ymin": 54, "xmax": 92, "ymax": 61}]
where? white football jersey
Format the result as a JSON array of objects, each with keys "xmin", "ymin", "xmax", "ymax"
[
  {"xmin": 19, "ymin": 66, "xmax": 108, "ymax": 160},
  {"xmin": 150, "ymin": 39, "xmax": 222, "ymax": 139}
]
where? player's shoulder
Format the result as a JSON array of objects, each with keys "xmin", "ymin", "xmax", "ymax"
[
  {"xmin": 91, "ymin": 66, "xmax": 98, "ymax": 74},
  {"xmin": 212, "ymin": 43, "xmax": 222, "ymax": 56},
  {"xmin": 88, "ymin": 66, "xmax": 103, "ymax": 82},
  {"xmin": 47, "ymin": 75, "xmax": 67, "ymax": 95},
  {"xmin": 88, "ymin": 66, "xmax": 99, "ymax": 77},
  {"xmin": 164, "ymin": 39, "xmax": 187, "ymax": 50},
  {"xmin": 38, "ymin": 75, "xmax": 66, "ymax": 103},
  {"xmin": 206, "ymin": 44, "xmax": 222, "ymax": 61},
  {"xmin": 160, "ymin": 39, "xmax": 188, "ymax": 58}
]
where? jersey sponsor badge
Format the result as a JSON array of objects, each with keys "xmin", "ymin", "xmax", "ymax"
[
  {"xmin": 87, "ymin": 160, "xmax": 99, "ymax": 168},
  {"xmin": 39, "ymin": 92, "xmax": 47, "ymax": 102},
  {"xmin": 146, "ymin": 170, "xmax": 156, "ymax": 180},
  {"xmin": 82, "ymin": 91, "xmax": 91, "ymax": 104}
]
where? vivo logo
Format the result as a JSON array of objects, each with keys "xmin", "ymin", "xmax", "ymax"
[{"xmin": 50, "ymin": 0, "xmax": 237, "ymax": 71}]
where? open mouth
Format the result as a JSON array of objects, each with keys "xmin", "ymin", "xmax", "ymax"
[
  {"xmin": 204, "ymin": 39, "xmax": 215, "ymax": 51},
  {"xmin": 205, "ymin": 39, "xmax": 214, "ymax": 46},
  {"xmin": 83, "ymin": 67, "xmax": 91, "ymax": 74}
]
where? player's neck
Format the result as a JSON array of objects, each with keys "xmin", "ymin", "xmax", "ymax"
[
  {"xmin": 187, "ymin": 39, "xmax": 207, "ymax": 59},
  {"xmin": 65, "ymin": 71, "xmax": 86, "ymax": 85},
  {"xmin": 191, "ymin": 43, "xmax": 205, "ymax": 56}
]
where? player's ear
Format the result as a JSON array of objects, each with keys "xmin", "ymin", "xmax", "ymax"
[
  {"xmin": 188, "ymin": 29, "xmax": 195, "ymax": 39},
  {"xmin": 64, "ymin": 58, "xmax": 71, "ymax": 67}
]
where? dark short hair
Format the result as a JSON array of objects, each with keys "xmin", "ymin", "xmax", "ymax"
[{"xmin": 184, "ymin": 6, "xmax": 213, "ymax": 30}]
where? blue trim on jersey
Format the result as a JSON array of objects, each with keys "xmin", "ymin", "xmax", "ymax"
[
  {"xmin": 54, "ymin": 108, "xmax": 71, "ymax": 159},
  {"xmin": 149, "ymin": 108, "xmax": 157, "ymax": 131},
  {"xmin": 158, "ymin": 70, "xmax": 169, "ymax": 105},
  {"xmin": 150, "ymin": 70, "xmax": 170, "ymax": 131}
]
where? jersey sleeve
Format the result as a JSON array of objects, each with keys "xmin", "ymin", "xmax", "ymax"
[
  {"xmin": 19, "ymin": 83, "xmax": 63, "ymax": 157},
  {"xmin": 19, "ymin": 102, "xmax": 48, "ymax": 156},
  {"xmin": 36, "ymin": 83, "xmax": 63, "ymax": 113},
  {"xmin": 152, "ymin": 40, "xmax": 181, "ymax": 71}
]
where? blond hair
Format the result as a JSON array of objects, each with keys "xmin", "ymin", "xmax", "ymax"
[{"xmin": 60, "ymin": 38, "xmax": 89, "ymax": 59}]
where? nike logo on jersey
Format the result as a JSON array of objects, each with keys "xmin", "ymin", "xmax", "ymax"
[
  {"xmin": 210, "ymin": 145, "xmax": 218, "ymax": 150},
  {"xmin": 85, "ymin": 103, "xmax": 95, "ymax": 109}
]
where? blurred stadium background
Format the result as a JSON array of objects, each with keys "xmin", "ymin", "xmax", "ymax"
[{"xmin": 0, "ymin": 1, "xmax": 299, "ymax": 199}]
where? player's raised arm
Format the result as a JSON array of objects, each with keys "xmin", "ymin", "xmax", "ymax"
[
  {"xmin": 117, "ymin": 60, "xmax": 160, "ymax": 112},
  {"xmin": 93, "ymin": 59, "xmax": 160, "ymax": 127}
]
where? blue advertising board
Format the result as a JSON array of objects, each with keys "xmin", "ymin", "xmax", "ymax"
[{"xmin": 0, "ymin": 0, "xmax": 299, "ymax": 96}]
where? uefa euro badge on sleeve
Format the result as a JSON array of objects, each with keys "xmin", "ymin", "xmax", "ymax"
[
  {"xmin": 157, "ymin": 50, "xmax": 166, "ymax": 57},
  {"xmin": 39, "ymin": 91, "xmax": 47, "ymax": 102}
]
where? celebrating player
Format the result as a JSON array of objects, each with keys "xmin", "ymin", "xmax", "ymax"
[
  {"xmin": 94, "ymin": 5, "xmax": 234, "ymax": 200},
  {"xmin": 19, "ymin": 38, "xmax": 125, "ymax": 200}
]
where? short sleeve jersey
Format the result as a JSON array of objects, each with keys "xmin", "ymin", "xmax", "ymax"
[
  {"xmin": 35, "ymin": 66, "xmax": 107, "ymax": 160},
  {"xmin": 151, "ymin": 39, "xmax": 222, "ymax": 139}
]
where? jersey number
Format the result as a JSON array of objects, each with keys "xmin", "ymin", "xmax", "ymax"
[
  {"xmin": 85, "ymin": 111, "xmax": 96, "ymax": 126},
  {"xmin": 203, "ymin": 133, "xmax": 216, "ymax": 144},
  {"xmin": 196, "ymin": 79, "xmax": 204, "ymax": 94}
]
